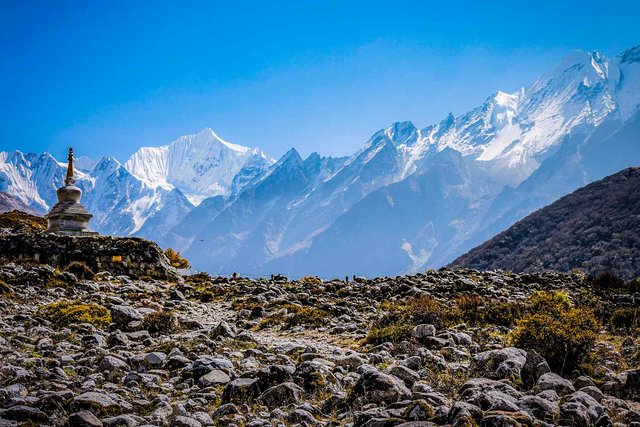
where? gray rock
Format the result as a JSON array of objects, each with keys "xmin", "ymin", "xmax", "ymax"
[
  {"xmin": 568, "ymin": 391, "xmax": 604, "ymax": 422},
  {"xmin": 292, "ymin": 361, "xmax": 332, "ymax": 393},
  {"xmin": 172, "ymin": 415, "xmax": 203, "ymax": 427},
  {"xmin": 350, "ymin": 370, "xmax": 411, "ymax": 405},
  {"xmin": 102, "ymin": 414, "xmax": 145, "ymax": 426},
  {"xmin": 536, "ymin": 389, "xmax": 560, "ymax": 402},
  {"xmin": 211, "ymin": 403, "xmax": 238, "ymax": 418},
  {"xmin": 2, "ymin": 405, "xmax": 48, "ymax": 422},
  {"xmin": 259, "ymin": 382, "xmax": 304, "ymax": 409},
  {"xmin": 143, "ymin": 352, "xmax": 167, "ymax": 368},
  {"xmin": 412, "ymin": 324, "xmax": 436, "ymax": 339},
  {"xmin": 211, "ymin": 321, "xmax": 235, "ymax": 339},
  {"xmin": 99, "ymin": 355, "xmax": 128, "ymax": 372},
  {"xmin": 517, "ymin": 395, "xmax": 560, "ymax": 423},
  {"xmin": 560, "ymin": 401, "xmax": 591, "ymax": 426},
  {"xmin": 387, "ymin": 365, "xmax": 420, "ymax": 387},
  {"xmin": 68, "ymin": 410, "xmax": 104, "ymax": 427},
  {"xmin": 110, "ymin": 305, "xmax": 143, "ymax": 326},
  {"xmin": 335, "ymin": 354, "xmax": 368, "ymax": 370},
  {"xmin": 579, "ymin": 385, "xmax": 604, "ymax": 402},
  {"xmin": 573, "ymin": 375, "xmax": 596, "ymax": 389},
  {"xmin": 536, "ymin": 372, "xmax": 575, "ymax": 396},
  {"xmin": 70, "ymin": 392, "xmax": 121, "ymax": 416},
  {"xmin": 221, "ymin": 378, "xmax": 261, "ymax": 404},
  {"xmin": 472, "ymin": 347, "xmax": 526, "ymax": 380},
  {"xmin": 521, "ymin": 350, "xmax": 550, "ymax": 389},
  {"xmin": 448, "ymin": 401, "xmax": 482, "ymax": 425},
  {"xmin": 197, "ymin": 369, "xmax": 231, "ymax": 388}
]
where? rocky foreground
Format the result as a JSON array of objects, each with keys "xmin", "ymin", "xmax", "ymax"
[{"xmin": 0, "ymin": 264, "xmax": 638, "ymax": 427}]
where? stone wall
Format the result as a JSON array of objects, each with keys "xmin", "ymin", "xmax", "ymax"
[{"xmin": 0, "ymin": 233, "xmax": 179, "ymax": 280}]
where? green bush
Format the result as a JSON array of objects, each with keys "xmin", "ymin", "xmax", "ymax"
[
  {"xmin": 366, "ymin": 323, "xmax": 414, "ymax": 345},
  {"xmin": 509, "ymin": 291, "xmax": 600, "ymax": 374},
  {"xmin": 142, "ymin": 309, "xmax": 179, "ymax": 336},
  {"xmin": 454, "ymin": 294, "xmax": 526, "ymax": 327},
  {"xmin": 610, "ymin": 307, "xmax": 639, "ymax": 333},
  {"xmin": 256, "ymin": 304, "xmax": 328, "ymax": 330},
  {"xmin": 65, "ymin": 261, "xmax": 95, "ymax": 280},
  {"xmin": 36, "ymin": 300, "xmax": 111, "ymax": 328}
]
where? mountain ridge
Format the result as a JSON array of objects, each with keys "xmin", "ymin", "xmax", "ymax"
[{"xmin": 448, "ymin": 167, "xmax": 640, "ymax": 278}]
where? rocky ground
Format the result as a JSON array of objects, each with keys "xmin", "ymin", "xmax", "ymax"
[{"xmin": 0, "ymin": 264, "xmax": 638, "ymax": 426}]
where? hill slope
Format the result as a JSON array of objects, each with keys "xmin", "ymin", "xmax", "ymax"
[
  {"xmin": 449, "ymin": 167, "xmax": 640, "ymax": 278},
  {"xmin": 0, "ymin": 192, "xmax": 36, "ymax": 215}
]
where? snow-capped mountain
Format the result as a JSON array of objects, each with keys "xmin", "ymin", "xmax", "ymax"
[
  {"xmin": 0, "ymin": 151, "xmax": 193, "ymax": 236},
  {"xmin": 0, "ymin": 129, "xmax": 274, "ymax": 238},
  {"xmin": 124, "ymin": 128, "xmax": 274, "ymax": 205},
  {"xmin": 2, "ymin": 45, "xmax": 639, "ymax": 277},
  {"xmin": 172, "ymin": 45, "xmax": 640, "ymax": 276}
]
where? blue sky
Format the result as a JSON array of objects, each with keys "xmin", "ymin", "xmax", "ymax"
[{"xmin": 1, "ymin": 0, "xmax": 638, "ymax": 162}]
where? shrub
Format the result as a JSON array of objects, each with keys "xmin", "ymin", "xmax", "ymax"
[
  {"xmin": 403, "ymin": 295, "xmax": 452, "ymax": 329},
  {"xmin": 186, "ymin": 272, "xmax": 211, "ymax": 285},
  {"xmin": 35, "ymin": 300, "xmax": 111, "ymax": 328},
  {"xmin": 366, "ymin": 323, "xmax": 414, "ymax": 345},
  {"xmin": 0, "ymin": 211, "xmax": 47, "ymax": 234},
  {"xmin": 509, "ymin": 291, "xmax": 600, "ymax": 374},
  {"xmin": 164, "ymin": 248, "xmax": 190, "ymax": 269},
  {"xmin": 574, "ymin": 290, "xmax": 610, "ymax": 323},
  {"xmin": 256, "ymin": 304, "xmax": 328, "ymax": 330},
  {"xmin": 453, "ymin": 295, "xmax": 525, "ymax": 327},
  {"xmin": 589, "ymin": 271, "xmax": 625, "ymax": 293},
  {"xmin": 300, "ymin": 276, "xmax": 322, "ymax": 286},
  {"xmin": 610, "ymin": 307, "xmax": 639, "ymax": 333},
  {"xmin": 65, "ymin": 261, "xmax": 95, "ymax": 280},
  {"xmin": 365, "ymin": 295, "xmax": 453, "ymax": 345},
  {"xmin": 528, "ymin": 290, "xmax": 571, "ymax": 314},
  {"xmin": 142, "ymin": 309, "xmax": 179, "ymax": 336}
]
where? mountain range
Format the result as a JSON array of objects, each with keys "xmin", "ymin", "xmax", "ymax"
[{"xmin": 1, "ymin": 45, "xmax": 639, "ymax": 277}]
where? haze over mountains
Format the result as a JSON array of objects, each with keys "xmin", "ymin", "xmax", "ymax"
[{"xmin": 1, "ymin": 45, "xmax": 639, "ymax": 277}]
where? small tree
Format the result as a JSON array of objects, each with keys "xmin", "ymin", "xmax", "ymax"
[{"xmin": 164, "ymin": 248, "xmax": 190, "ymax": 269}]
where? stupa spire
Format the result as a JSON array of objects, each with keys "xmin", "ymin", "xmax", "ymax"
[{"xmin": 65, "ymin": 147, "xmax": 75, "ymax": 186}]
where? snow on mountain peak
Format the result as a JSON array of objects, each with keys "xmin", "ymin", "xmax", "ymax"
[{"xmin": 124, "ymin": 128, "xmax": 274, "ymax": 204}]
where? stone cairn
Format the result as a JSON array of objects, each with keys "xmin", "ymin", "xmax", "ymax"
[{"xmin": 45, "ymin": 147, "xmax": 95, "ymax": 234}]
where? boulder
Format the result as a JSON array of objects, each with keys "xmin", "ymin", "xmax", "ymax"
[
  {"xmin": 70, "ymin": 392, "xmax": 121, "ymax": 416},
  {"xmin": 68, "ymin": 410, "xmax": 104, "ymax": 427},
  {"xmin": 110, "ymin": 305, "xmax": 143, "ymax": 327},
  {"xmin": 350, "ymin": 370, "xmax": 411, "ymax": 405},
  {"xmin": 517, "ymin": 395, "xmax": 559, "ymax": 423},
  {"xmin": 1, "ymin": 405, "xmax": 49, "ymax": 423},
  {"xmin": 412, "ymin": 324, "xmax": 436, "ymax": 340},
  {"xmin": 535, "ymin": 373, "xmax": 575, "ymax": 396},
  {"xmin": 560, "ymin": 401, "xmax": 591, "ymax": 426},
  {"xmin": 520, "ymin": 350, "xmax": 550, "ymax": 390},
  {"xmin": 221, "ymin": 378, "xmax": 261, "ymax": 404},
  {"xmin": 259, "ymin": 382, "xmax": 304, "ymax": 409},
  {"xmin": 198, "ymin": 369, "xmax": 231, "ymax": 388},
  {"xmin": 472, "ymin": 347, "xmax": 526, "ymax": 380}
]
